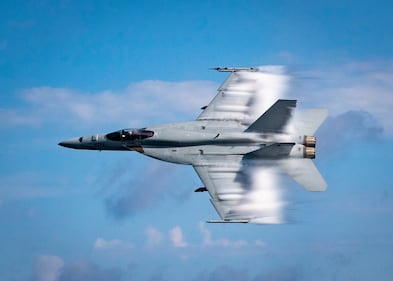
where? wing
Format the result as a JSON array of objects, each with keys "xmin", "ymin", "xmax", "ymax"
[
  {"xmin": 193, "ymin": 156, "xmax": 288, "ymax": 224},
  {"xmin": 197, "ymin": 67, "xmax": 290, "ymax": 126}
]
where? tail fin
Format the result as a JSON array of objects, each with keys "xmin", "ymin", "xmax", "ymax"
[
  {"xmin": 246, "ymin": 102, "xmax": 328, "ymax": 191},
  {"xmin": 285, "ymin": 109, "xmax": 328, "ymax": 191},
  {"xmin": 246, "ymin": 99, "xmax": 296, "ymax": 133},
  {"xmin": 292, "ymin": 109, "xmax": 328, "ymax": 136}
]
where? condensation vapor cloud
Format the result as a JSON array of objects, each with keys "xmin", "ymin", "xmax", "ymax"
[
  {"xmin": 245, "ymin": 66, "xmax": 290, "ymax": 125},
  {"xmin": 230, "ymin": 67, "xmax": 291, "ymax": 224},
  {"xmin": 232, "ymin": 166, "xmax": 289, "ymax": 224},
  {"xmin": 104, "ymin": 161, "xmax": 190, "ymax": 219}
]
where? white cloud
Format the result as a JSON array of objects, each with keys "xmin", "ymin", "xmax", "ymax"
[
  {"xmin": 0, "ymin": 80, "xmax": 217, "ymax": 129},
  {"xmin": 290, "ymin": 61, "xmax": 393, "ymax": 135},
  {"xmin": 255, "ymin": 240, "xmax": 267, "ymax": 247},
  {"xmin": 199, "ymin": 222, "xmax": 248, "ymax": 248},
  {"xmin": 144, "ymin": 223, "xmax": 266, "ymax": 251},
  {"xmin": 93, "ymin": 237, "xmax": 132, "ymax": 251},
  {"xmin": 2, "ymin": 61, "xmax": 393, "ymax": 135},
  {"xmin": 145, "ymin": 226, "xmax": 164, "ymax": 248},
  {"xmin": 169, "ymin": 226, "xmax": 188, "ymax": 248},
  {"xmin": 31, "ymin": 255, "xmax": 64, "ymax": 281}
]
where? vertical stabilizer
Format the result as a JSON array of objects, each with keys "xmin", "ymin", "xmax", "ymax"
[
  {"xmin": 293, "ymin": 109, "xmax": 328, "ymax": 136},
  {"xmin": 246, "ymin": 99, "xmax": 297, "ymax": 133},
  {"xmin": 283, "ymin": 108, "xmax": 328, "ymax": 191}
]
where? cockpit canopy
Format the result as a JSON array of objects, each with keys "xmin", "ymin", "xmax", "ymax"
[{"xmin": 105, "ymin": 128, "xmax": 154, "ymax": 141}]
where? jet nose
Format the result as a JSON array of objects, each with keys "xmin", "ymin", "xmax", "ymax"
[{"xmin": 58, "ymin": 138, "xmax": 81, "ymax": 149}]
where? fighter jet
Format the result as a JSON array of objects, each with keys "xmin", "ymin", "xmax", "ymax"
[{"xmin": 59, "ymin": 67, "xmax": 327, "ymax": 224}]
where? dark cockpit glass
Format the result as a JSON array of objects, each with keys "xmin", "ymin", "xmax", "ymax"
[
  {"xmin": 106, "ymin": 131, "xmax": 121, "ymax": 141},
  {"xmin": 106, "ymin": 129, "xmax": 154, "ymax": 141}
]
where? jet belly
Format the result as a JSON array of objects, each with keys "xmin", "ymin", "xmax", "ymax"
[
  {"xmin": 142, "ymin": 145, "xmax": 258, "ymax": 165},
  {"xmin": 140, "ymin": 122, "xmax": 259, "ymax": 164}
]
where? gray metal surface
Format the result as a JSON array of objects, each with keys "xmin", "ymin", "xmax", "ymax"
[{"xmin": 59, "ymin": 67, "xmax": 328, "ymax": 224}]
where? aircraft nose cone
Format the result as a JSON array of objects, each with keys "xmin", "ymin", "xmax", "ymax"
[
  {"xmin": 58, "ymin": 141, "xmax": 69, "ymax": 148},
  {"xmin": 58, "ymin": 138, "xmax": 80, "ymax": 149}
]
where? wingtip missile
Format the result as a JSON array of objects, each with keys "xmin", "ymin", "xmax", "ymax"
[{"xmin": 211, "ymin": 67, "xmax": 257, "ymax": 72}]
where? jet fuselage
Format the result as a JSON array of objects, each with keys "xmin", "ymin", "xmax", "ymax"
[
  {"xmin": 59, "ymin": 120, "xmax": 310, "ymax": 165},
  {"xmin": 59, "ymin": 66, "xmax": 328, "ymax": 224}
]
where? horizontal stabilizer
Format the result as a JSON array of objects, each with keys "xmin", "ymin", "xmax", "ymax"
[
  {"xmin": 280, "ymin": 159, "xmax": 327, "ymax": 191},
  {"xmin": 246, "ymin": 99, "xmax": 296, "ymax": 133},
  {"xmin": 245, "ymin": 143, "xmax": 295, "ymax": 159}
]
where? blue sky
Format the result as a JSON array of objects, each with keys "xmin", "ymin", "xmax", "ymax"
[{"xmin": 1, "ymin": 1, "xmax": 393, "ymax": 280}]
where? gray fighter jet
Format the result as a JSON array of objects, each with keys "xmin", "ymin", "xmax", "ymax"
[{"xmin": 59, "ymin": 67, "xmax": 327, "ymax": 224}]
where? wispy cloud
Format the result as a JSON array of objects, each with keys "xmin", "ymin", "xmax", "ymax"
[
  {"xmin": 0, "ymin": 80, "xmax": 217, "ymax": 129},
  {"xmin": 291, "ymin": 61, "xmax": 393, "ymax": 135},
  {"xmin": 317, "ymin": 110, "xmax": 384, "ymax": 155},
  {"xmin": 102, "ymin": 156, "xmax": 191, "ymax": 219},
  {"xmin": 198, "ymin": 223, "xmax": 249, "ymax": 248},
  {"xmin": 169, "ymin": 226, "xmax": 188, "ymax": 248},
  {"xmin": 145, "ymin": 226, "xmax": 165, "ymax": 248},
  {"xmin": 2, "ymin": 61, "xmax": 392, "ymax": 138},
  {"xmin": 31, "ymin": 255, "xmax": 124, "ymax": 281},
  {"xmin": 93, "ymin": 237, "xmax": 133, "ymax": 251},
  {"xmin": 145, "ymin": 225, "xmax": 189, "ymax": 249},
  {"xmin": 31, "ymin": 255, "xmax": 64, "ymax": 281},
  {"xmin": 58, "ymin": 261, "xmax": 123, "ymax": 281},
  {"xmin": 103, "ymin": 160, "xmax": 190, "ymax": 220},
  {"xmin": 143, "ymin": 223, "xmax": 266, "ymax": 251}
]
